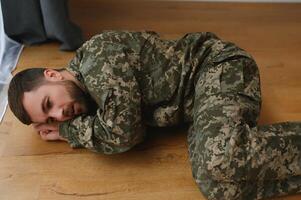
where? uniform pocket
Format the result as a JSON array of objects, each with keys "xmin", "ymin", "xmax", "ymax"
[{"xmin": 219, "ymin": 59, "xmax": 245, "ymax": 94}]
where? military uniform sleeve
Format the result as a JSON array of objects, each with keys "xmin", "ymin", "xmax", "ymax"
[{"xmin": 59, "ymin": 34, "xmax": 145, "ymax": 154}]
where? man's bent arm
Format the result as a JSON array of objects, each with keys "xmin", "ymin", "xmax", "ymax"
[
  {"xmin": 58, "ymin": 32, "xmax": 147, "ymax": 154},
  {"xmin": 58, "ymin": 78, "xmax": 145, "ymax": 154}
]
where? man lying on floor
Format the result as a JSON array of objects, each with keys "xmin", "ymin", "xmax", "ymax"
[{"xmin": 8, "ymin": 31, "xmax": 301, "ymax": 200}]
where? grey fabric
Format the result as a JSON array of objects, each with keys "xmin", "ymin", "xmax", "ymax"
[{"xmin": 1, "ymin": 0, "xmax": 83, "ymax": 51}]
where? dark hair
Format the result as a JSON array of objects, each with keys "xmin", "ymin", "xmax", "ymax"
[{"xmin": 8, "ymin": 68, "xmax": 64, "ymax": 125}]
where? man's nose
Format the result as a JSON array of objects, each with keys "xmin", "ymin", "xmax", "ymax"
[{"xmin": 49, "ymin": 108, "xmax": 64, "ymax": 121}]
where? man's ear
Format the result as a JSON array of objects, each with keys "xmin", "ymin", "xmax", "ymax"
[{"xmin": 43, "ymin": 69, "xmax": 64, "ymax": 81}]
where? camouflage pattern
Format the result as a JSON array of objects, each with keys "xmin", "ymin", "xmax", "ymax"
[
  {"xmin": 188, "ymin": 55, "xmax": 301, "ymax": 199},
  {"xmin": 59, "ymin": 31, "xmax": 301, "ymax": 199}
]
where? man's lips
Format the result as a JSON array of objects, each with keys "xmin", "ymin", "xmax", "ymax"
[{"xmin": 63, "ymin": 103, "xmax": 83, "ymax": 119}]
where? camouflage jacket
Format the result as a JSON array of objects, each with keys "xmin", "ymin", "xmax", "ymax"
[{"xmin": 59, "ymin": 31, "xmax": 250, "ymax": 154}]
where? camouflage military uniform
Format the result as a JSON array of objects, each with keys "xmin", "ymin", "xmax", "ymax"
[{"xmin": 59, "ymin": 31, "xmax": 301, "ymax": 200}]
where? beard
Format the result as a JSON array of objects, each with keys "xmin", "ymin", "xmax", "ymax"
[{"xmin": 55, "ymin": 80, "xmax": 96, "ymax": 116}]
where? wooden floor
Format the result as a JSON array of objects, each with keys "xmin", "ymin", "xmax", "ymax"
[{"xmin": 1, "ymin": 1, "xmax": 301, "ymax": 199}]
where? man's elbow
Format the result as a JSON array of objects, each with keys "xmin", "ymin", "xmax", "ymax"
[
  {"xmin": 96, "ymin": 127, "xmax": 146, "ymax": 155},
  {"xmin": 102, "ymin": 137, "xmax": 144, "ymax": 155},
  {"xmin": 102, "ymin": 144, "xmax": 134, "ymax": 155}
]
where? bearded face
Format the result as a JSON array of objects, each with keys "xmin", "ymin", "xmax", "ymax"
[{"xmin": 22, "ymin": 80, "xmax": 90, "ymax": 123}]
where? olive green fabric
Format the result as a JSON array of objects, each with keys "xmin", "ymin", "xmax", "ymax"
[
  {"xmin": 59, "ymin": 31, "xmax": 225, "ymax": 152},
  {"xmin": 188, "ymin": 56, "xmax": 301, "ymax": 199},
  {"xmin": 59, "ymin": 31, "xmax": 301, "ymax": 199}
]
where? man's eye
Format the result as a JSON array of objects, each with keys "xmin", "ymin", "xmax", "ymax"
[{"xmin": 47, "ymin": 99, "xmax": 52, "ymax": 109}]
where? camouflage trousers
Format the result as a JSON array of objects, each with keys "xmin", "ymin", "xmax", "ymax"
[{"xmin": 187, "ymin": 56, "xmax": 301, "ymax": 200}]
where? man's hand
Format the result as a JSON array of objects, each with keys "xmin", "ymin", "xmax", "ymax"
[{"xmin": 33, "ymin": 122, "xmax": 68, "ymax": 142}]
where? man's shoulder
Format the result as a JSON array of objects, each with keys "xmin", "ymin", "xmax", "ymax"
[{"xmin": 81, "ymin": 30, "xmax": 158, "ymax": 50}]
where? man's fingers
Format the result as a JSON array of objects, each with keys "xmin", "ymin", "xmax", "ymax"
[
  {"xmin": 35, "ymin": 123, "xmax": 62, "ymax": 141},
  {"xmin": 39, "ymin": 131, "xmax": 59, "ymax": 141},
  {"xmin": 33, "ymin": 123, "xmax": 47, "ymax": 131},
  {"xmin": 34, "ymin": 123, "xmax": 59, "ymax": 132},
  {"xmin": 39, "ymin": 131, "xmax": 49, "ymax": 140},
  {"xmin": 46, "ymin": 131, "xmax": 60, "ymax": 140}
]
